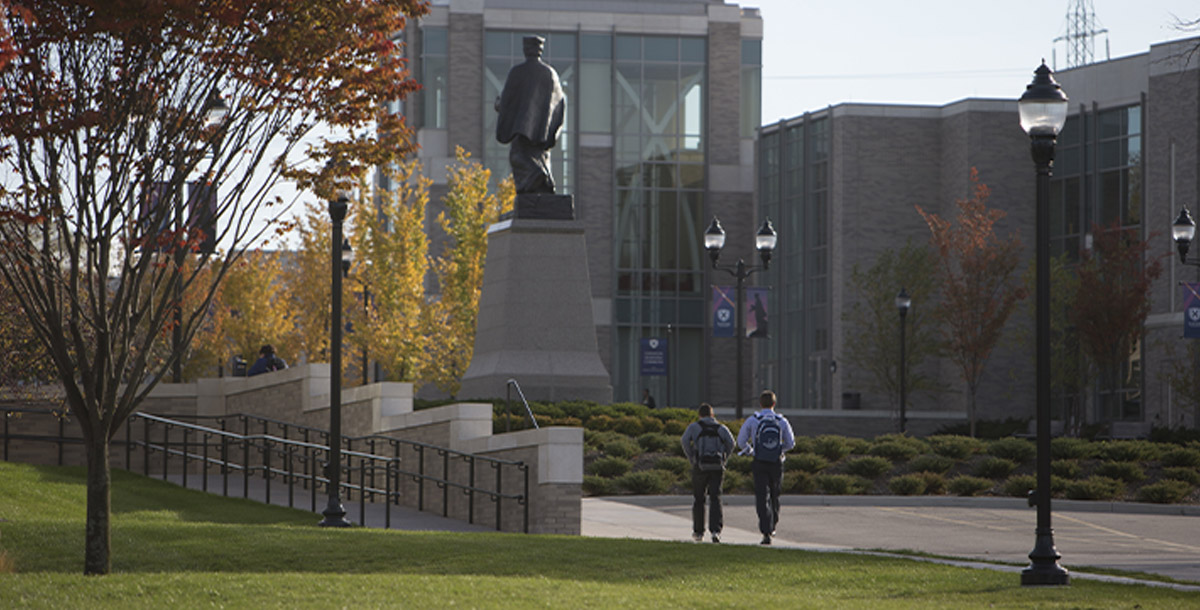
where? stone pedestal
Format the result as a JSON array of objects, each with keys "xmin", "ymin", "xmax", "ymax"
[{"xmin": 458, "ymin": 214, "xmax": 612, "ymax": 403}]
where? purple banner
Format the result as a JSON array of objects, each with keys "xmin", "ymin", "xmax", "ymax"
[
  {"xmin": 746, "ymin": 286, "xmax": 769, "ymax": 339},
  {"xmin": 1184, "ymin": 283, "xmax": 1200, "ymax": 339},
  {"xmin": 639, "ymin": 337, "xmax": 668, "ymax": 376}
]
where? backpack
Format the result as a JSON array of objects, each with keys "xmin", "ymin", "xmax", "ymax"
[
  {"xmin": 695, "ymin": 421, "xmax": 726, "ymax": 471},
  {"xmin": 753, "ymin": 413, "xmax": 783, "ymax": 463}
]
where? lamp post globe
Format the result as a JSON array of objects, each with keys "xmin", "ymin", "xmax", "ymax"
[
  {"xmin": 1019, "ymin": 61, "xmax": 1070, "ymax": 586},
  {"xmin": 1173, "ymin": 207, "xmax": 1196, "ymax": 265}
]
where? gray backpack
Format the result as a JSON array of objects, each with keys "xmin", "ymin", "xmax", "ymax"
[{"xmin": 695, "ymin": 421, "xmax": 726, "ymax": 471}]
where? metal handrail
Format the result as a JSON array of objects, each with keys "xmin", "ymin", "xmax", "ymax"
[
  {"xmin": 505, "ymin": 379, "xmax": 539, "ymax": 432},
  {"xmin": 125, "ymin": 412, "xmax": 530, "ymax": 532}
]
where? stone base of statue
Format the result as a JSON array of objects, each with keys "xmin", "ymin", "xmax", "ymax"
[
  {"xmin": 459, "ymin": 209, "xmax": 612, "ymax": 404},
  {"xmin": 500, "ymin": 193, "xmax": 575, "ymax": 221}
]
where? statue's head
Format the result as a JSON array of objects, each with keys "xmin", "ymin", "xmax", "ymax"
[{"xmin": 523, "ymin": 36, "xmax": 545, "ymax": 59}]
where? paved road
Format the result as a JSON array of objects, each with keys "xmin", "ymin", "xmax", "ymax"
[{"xmin": 586, "ymin": 495, "xmax": 1200, "ymax": 587}]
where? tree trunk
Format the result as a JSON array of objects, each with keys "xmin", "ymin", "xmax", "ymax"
[{"xmin": 84, "ymin": 435, "xmax": 112, "ymax": 575}]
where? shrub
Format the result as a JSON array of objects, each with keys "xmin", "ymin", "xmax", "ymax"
[
  {"xmin": 1161, "ymin": 447, "xmax": 1200, "ymax": 468},
  {"xmin": 722, "ymin": 471, "xmax": 748, "ymax": 493},
  {"xmin": 585, "ymin": 430, "xmax": 623, "ymax": 449},
  {"xmin": 662, "ymin": 420, "xmax": 688, "ymax": 436},
  {"xmin": 1064, "ymin": 476, "xmax": 1124, "ymax": 501},
  {"xmin": 844, "ymin": 455, "xmax": 893, "ymax": 478},
  {"xmin": 640, "ymin": 417, "xmax": 665, "ymax": 434},
  {"xmin": 617, "ymin": 470, "xmax": 673, "ymax": 494},
  {"xmin": 1136, "ymin": 480, "xmax": 1194, "ymax": 504},
  {"xmin": 813, "ymin": 435, "xmax": 853, "ymax": 461},
  {"xmin": 585, "ymin": 415, "xmax": 615, "ymax": 431},
  {"xmin": 582, "ymin": 475, "xmax": 614, "ymax": 496},
  {"xmin": 1051, "ymin": 460, "xmax": 1081, "ymax": 479},
  {"xmin": 908, "ymin": 454, "xmax": 955, "ymax": 474},
  {"xmin": 887, "ymin": 474, "xmax": 927, "ymax": 496},
  {"xmin": 603, "ymin": 438, "xmax": 640, "ymax": 459},
  {"xmin": 614, "ymin": 416, "xmax": 645, "ymax": 436},
  {"xmin": 1163, "ymin": 466, "xmax": 1200, "ymax": 486},
  {"xmin": 587, "ymin": 456, "xmax": 632, "ymax": 478},
  {"xmin": 786, "ymin": 452, "xmax": 829, "ymax": 474},
  {"xmin": 1098, "ymin": 440, "xmax": 1162, "ymax": 462},
  {"xmin": 932, "ymin": 417, "xmax": 1029, "ymax": 439},
  {"xmin": 986, "ymin": 438, "xmax": 1035, "ymax": 463},
  {"xmin": 783, "ymin": 470, "xmax": 816, "ymax": 493},
  {"xmin": 1002, "ymin": 474, "xmax": 1037, "ymax": 498},
  {"xmin": 611, "ymin": 402, "xmax": 650, "ymax": 417},
  {"xmin": 1050, "ymin": 475, "xmax": 1070, "ymax": 495},
  {"xmin": 972, "ymin": 456, "xmax": 1017, "ymax": 479},
  {"xmin": 1094, "ymin": 461, "xmax": 1145, "ymax": 483},
  {"xmin": 947, "ymin": 476, "xmax": 993, "ymax": 497},
  {"xmin": 637, "ymin": 432, "xmax": 675, "ymax": 453},
  {"xmin": 1051, "ymin": 437, "xmax": 1096, "ymax": 460},
  {"xmin": 868, "ymin": 441, "xmax": 920, "ymax": 462},
  {"xmin": 919, "ymin": 472, "xmax": 947, "ymax": 495},
  {"xmin": 845, "ymin": 437, "xmax": 872, "ymax": 455},
  {"xmin": 927, "ymin": 435, "xmax": 984, "ymax": 459},
  {"xmin": 655, "ymin": 456, "xmax": 691, "ymax": 477},
  {"xmin": 726, "ymin": 455, "xmax": 753, "ymax": 474},
  {"xmin": 816, "ymin": 474, "xmax": 870, "ymax": 495},
  {"xmin": 553, "ymin": 416, "xmax": 583, "ymax": 428},
  {"xmin": 792, "ymin": 436, "xmax": 816, "ymax": 455}
]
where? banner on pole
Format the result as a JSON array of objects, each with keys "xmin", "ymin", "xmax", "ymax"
[
  {"xmin": 712, "ymin": 286, "xmax": 735, "ymax": 337},
  {"xmin": 639, "ymin": 337, "xmax": 668, "ymax": 376},
  {"xmin": 1184, "ymin": 283, "xmax": 1200, "ymax": 338},
  {"xmin": 746, "ymin": 286, "xmax": 769, "ymax": 339}
]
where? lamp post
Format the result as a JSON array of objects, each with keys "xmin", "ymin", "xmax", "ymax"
[
  {"xmin": 895, "ymin": 288, "xmax": 911, "ymax": 434},
  {"xmin": 705, "ymin": 216, "xmax": 777, "ymax": 419},
  {"xmin": 1018, "ymin": 60, "xmax": 1070, "ymax": 586},
  {"xmin": 172, "ymin": 89, "xmax": 229, "ymax": 383},
  {"xmin": 320, "ymin": 196, "xmax": 354, "ymax": 528}
]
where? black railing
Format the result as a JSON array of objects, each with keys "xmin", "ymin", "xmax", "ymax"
[
  {"xmin": 125, "ymin": 412, "xmax": 530, "ymax": 532},
  {"xmin": 2, "ymin": 405, "xmax": 74, "ymax": 465}
]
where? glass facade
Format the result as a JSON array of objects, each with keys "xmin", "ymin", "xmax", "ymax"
[
  {"xmin": 421, "ymin": 27, "xmax": 448, "ymax": 129},
  {"xmin": 1049, "ymin": 104, "xmax": 1144, "ymax": 422},
  {"xmin": 759, "ymin": 115, "xmax": 831, "ymax": 409},
  {"xmin": 612, "ymin": 35, "xmax": 707, "ymax": 406}
]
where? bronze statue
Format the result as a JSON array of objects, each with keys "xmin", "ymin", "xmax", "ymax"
[{"xmin": 495, "ymin": 36, "xmax": 566, "ymax": 194}]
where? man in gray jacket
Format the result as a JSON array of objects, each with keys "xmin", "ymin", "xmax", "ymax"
[{"xmin": 680, "ymin": 403, "xmax": 735, "ymax": 543}]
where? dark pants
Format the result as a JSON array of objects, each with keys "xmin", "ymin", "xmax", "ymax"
[
  {"xmin": 751, "ymin": 459, "xmax": 782, "ymax": 535},
  {"xmin": 691, "ymin": 467, "xmax": 724, "ymax": 535}
]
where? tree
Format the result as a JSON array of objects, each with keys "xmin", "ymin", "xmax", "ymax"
[
  {"xmin": 1071, "ymin": 221, "xmax": 1164, "ymax": 425},
  {"xmin": 917, "ymin": 169, "xmax": 1027, "ymax": 437},
  {"xmin": 424, "ymin": 148, "xmax": 513, "ymax": 395},
  {"xmin": 842, "ymin": 239, "xmax": 943, "ymax": 415},
  {"xmin": 0, "ymin": 0, "xmax": 426, "ymax": 574}
]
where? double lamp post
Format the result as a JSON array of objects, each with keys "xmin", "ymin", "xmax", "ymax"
[{"xmin": 704, "ymin": 217, "xmax": 777, "ymax": 420}]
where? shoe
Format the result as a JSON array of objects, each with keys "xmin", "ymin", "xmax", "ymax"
[
  {"xmin": 760, "ymin": 534, "xmax": 772, "ymax": 545},
  {"xmin": 711, "ymin": 533, "xmax": 721, "ymax": 543},
  {"xmin": 692, "ymin": 532, "xmax": 703, "ymax": 542}
]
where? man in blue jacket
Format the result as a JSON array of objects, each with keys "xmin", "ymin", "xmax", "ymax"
[{"xmin": 736, "ymin": 390, "xmax": 796, "ymax": 545}]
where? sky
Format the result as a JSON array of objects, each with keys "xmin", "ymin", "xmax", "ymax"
[{"xmin": 746, "ymin": 0, "xmax": 1200, "ymax": 124}]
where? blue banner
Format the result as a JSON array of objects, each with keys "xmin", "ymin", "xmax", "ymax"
[
  {"xmin": 1184, "ymin": 283, "xmax": 1200, "ymax": 339},
  {"xmin": 639, "ymin": 337, "xmax": 668, "ymax": 376},
  {"xmin": 712, "ymin": 286, "xmax": 735, "ymax": 337}
]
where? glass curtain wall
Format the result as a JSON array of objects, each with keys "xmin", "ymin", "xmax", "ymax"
[
  {"xmin": 1050, "ymin": 104, "xmax": 1144, "ymax": 423},
  {"xmin": 483, "ymin": 31, "xmax": 577, "ymax": 194},
  {"xmin": 613, "ymin": 35, "xmax": 706, "ymax": 407}
]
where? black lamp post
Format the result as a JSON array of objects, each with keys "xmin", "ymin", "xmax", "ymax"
[
  {"xmin": 320, "ymin": 195, "xmax": 354, "ymax": 528},
  {"xmin": 705, "ymin": 216, "xmax": 777, "ymax": 420},
  {"xmin": 895, "ymin": 288, "xmax": 911, "ymax": 434},
  {"xmin": 172, "ymin": 89, "xmax": 228, "ymax": 383},
  {"xmin": 1018, "ymin": 60, "xmax": 1070, "ymax": 586},
  {"xmin": 1172, "ymin": 208, "xmax": 1200, "ymax": 267}
]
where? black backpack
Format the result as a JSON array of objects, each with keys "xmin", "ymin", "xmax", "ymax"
[{"xmin": 695, "ymin": 421, "xmax": 726, "ymax": 471}]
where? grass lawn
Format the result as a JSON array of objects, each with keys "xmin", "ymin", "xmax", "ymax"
[{"xmin": 0, "ymin": 461, "xmax": 1195, "ymax": 609}]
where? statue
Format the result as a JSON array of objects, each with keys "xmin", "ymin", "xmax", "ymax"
[{"xmin": 495, "ymin": 36, "xmax": 566, "ymax": 195}]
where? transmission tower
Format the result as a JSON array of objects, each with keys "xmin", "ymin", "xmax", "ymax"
[{"xmin": 1053, "ymin": 0, "xmax": 1110, "ymax": 69}]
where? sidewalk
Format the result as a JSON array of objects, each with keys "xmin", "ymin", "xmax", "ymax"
[{"xmin": 583, "ymin": 495, "xmax": 1200, "ymax": 592}]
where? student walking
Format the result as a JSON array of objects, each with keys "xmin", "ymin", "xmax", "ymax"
[
  {"xmin": 736, "ymin": 390, "xmax": 795, "ymax": 545},
  {"xmin": 680, "ymin": 403, "xmax": 734, "ymax": 543}
]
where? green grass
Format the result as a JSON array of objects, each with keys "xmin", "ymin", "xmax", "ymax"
[{"xmin": 1, "ymin": 462, "xmax": 1196, "ymax": 608}]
